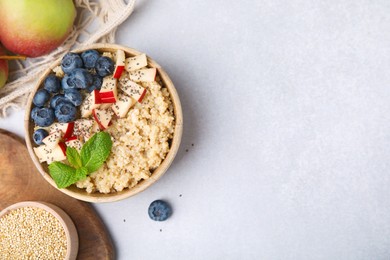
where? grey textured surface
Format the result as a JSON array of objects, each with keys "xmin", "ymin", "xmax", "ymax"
[{"xmin": 2, "ymin": 0, "xmax": 390, "ymax": 259}]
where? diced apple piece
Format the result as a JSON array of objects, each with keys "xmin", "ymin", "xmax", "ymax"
[
  {"xmin": 63, "ymin": 122, "xmax": 74, "ymax": 139},
  {"xmin": 102, "ymin": 52, "xmax": 113, "ymax": 58},
  {"xmin": 50, "ymin": 143, "xmax": 67, "ymax": 164},
  {"xmin": 99, "ymin": 91, "xmax": 117, "ymax": 103},
  {"xmin": 33, "ymin": 143, "xmax": 67, "ymax": 164},
  {"xmin": 49, "ymin": 122, "xmax": 74, "ymax": 138},
  {"xmin": 91, "ymin": 121, "xmax": 101, "ymax": 135},
  {"xmin": 92, "ymin": 89, "xmax": 101, "ymax": 104},
  {"xmin": 73, "ymin": 119, "xmax": 94, "ymax": 141},
  {"xmin": 99, "ymin": 103, "xmax": 112, "ymax": 110},
  {"xmin": 64, "ymin": 135, "xmax": 77, "ymax": 142},
  {"xmin": 52, "ymin": 65, "xmax": 65, "ymax": 78},
  {"xmin": 113, "ymin": 49, "xmax": 126, "ymax": 79},
  {"xmin": 58, "ymin": 142, "xmax": 67, "ymax": 155},
  {"xmin": 81, "ymin": 90, "xmax": 101, "ymax": 118},
  {"xmin": 100, "ymin": 77, "xmax": 118, "ymax": 104},
  {"xmin": 92, "ymin": 108, "xmax": 114, "ymax": 130},
  {"xmin": 125, "ymin": 53, "xmax": 148, "ymax": 72},
  {"xmin": 128, "ymin": 68, "xmax": 156, "ymax": 82},
  {"xmin": 65, "ymin": 136, "xmax": 83, "ymax": 151},
  {"xmin": 42, "ymin": 130, "xmax": 62, "ymax": 148},
  {"xmin": 101, "ymin": 77, "xmax": 117, "ymax": 92},
  {"xmin": 112, "ymin": 94, "xmax": 136, "ymax": 118},
  {"xmin": 80, "ymin": 95, "xmax": 94, "ymax": 118},
  {"xmin": 33, "ymin": 145, "xmax": 46, "ymax": 163},
  {"xmin": 119, "ymin": 80, "xmax": 147, "ymax": 102}
]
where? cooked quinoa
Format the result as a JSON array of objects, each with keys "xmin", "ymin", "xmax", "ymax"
[
  {"xmin": 0, "ymin": 207, "xmax": 67, "ymax": 259},
  {"xmin": 76, "ymin": 80, "xmax": 175, "ymax": 193}
]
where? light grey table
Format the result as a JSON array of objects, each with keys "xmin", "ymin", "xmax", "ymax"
[{"xmin": 1, "ymin": 0, "xmax": 390, "ymax": 259}]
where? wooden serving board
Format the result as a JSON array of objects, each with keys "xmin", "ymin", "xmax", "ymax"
[{"xmin": 0, "ymin": 129, "xmax": 115, "ymax": 260}]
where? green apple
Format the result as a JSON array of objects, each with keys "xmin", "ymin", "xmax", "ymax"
[
  {"xmin": 0, "ymin": 0, "xmax": 76, "ymax": 57},
  {"xmin": 0, "ymin": 46, "xmax": 9, "ymax": 89}
]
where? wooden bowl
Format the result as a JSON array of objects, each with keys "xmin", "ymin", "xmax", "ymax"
[
  {"xmin": 0, "ymin": 201, "xmax": 78, "ymax": 260},
  {"xmin": 24, "ymin": 44, "xmax": 183, "ymax": 203}
]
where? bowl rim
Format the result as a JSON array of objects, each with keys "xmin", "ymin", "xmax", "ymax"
[
  {"xmin": 0, "ymin": 201, "xmax": 79, "ymax": 260},
  {"xmin": 24, "ymin": 43, "xmax": 183, "ymax": 203}
]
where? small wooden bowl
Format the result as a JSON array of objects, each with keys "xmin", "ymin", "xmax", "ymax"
[
  {"xmin": 24, "ymin": 44, "xmax": 183, "ymax": 203},
  {"xmin": 0, "ymin": 201, "xmax": 78, "ymax": 260}
]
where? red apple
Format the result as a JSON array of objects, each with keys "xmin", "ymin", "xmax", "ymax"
[{"xmin": 0, "ymin": 0, "xmax": 76, "ymax": 57}]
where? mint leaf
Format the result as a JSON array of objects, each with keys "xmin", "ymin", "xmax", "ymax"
[
  {"xmin": 49, "ymin": 162, "xmax": 88, "ymax": 188},
  {"xmin": 80, "ymin": 132, "xmax": 112, "ymax": 173},
  {"xmin": 49, "ymin": 162, "xmax": 75, "ymax": 188},
  {"xmin": 66, "ymin": 147, "xmax": 82, "ymax": 168},
  {"xmin": 75, "ymin": 167, "xmax": 88, "ymax": 181},
  {"xmin": 48, "ymin": 132, "xmax": 112, "ymax": 189}
]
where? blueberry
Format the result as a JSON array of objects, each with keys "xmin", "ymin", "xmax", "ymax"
[
  {"xmin": 61, "ymin": 52, "xmax": 83, "ymax": 74},
  {"xmin": 87, "ymin": 74, "xmax": 103, "ymax": 93},
  {"xmin": 33, "ymin": 89, "xmax": 50, "ymax": 107},
  {"xmin": 61, "ymin": 74, "xmax": 77, "ymax": 91},
  {"xmin": 81, "ymin": 50, "xmax": 100, "ymax": 69},
  {"xmin": 95, "ymin": 56, "xmax": 115, "ymax": 77},
  {"xmin": 55, "ymin": 102, "xmax": 77, "ymax": 123},
  {"xmin": 65, "ymin": 68, "xmax": 94, "ymax": 90},
  {"xmin": 30, "ymin": 107, "xmax": 40, "ymax": 121},
  {"xmin": 64, "ymin": 89, "xmax": 83, "ymax": 106},
  {"xmin": 43, "ymin": 74, "xmax": 61, "ymax": 93},
  {"xmin": 33, "ymin": 129, "xmax": 49, "ymax": 145},
  {"xmin": 148, "ymin": 200, "xmax": 172, "ymax": 221},
  {"xmin": 32, "ymin": 107, "xmax": 55, "ymax": 127},
  {"xmin": 50, "ymin": 94, "xmax": 68, "ymax": 108}
]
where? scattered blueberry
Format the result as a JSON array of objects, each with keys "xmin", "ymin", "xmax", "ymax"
[
  {"xmin": 43, "ymin": 74, "xmax": 61, "ymax": 93},
  {"xmin": 55, "ymin": 102, "xmax": 77, "ymax": 123},
  {"xmin": 50, "ymin": 94, "xmax": 68, "ymax": 108},
  {"xmin": 67, "ymin": 68, "xmax": 93, "ymax": 89},
  {"xmin": 95, "ymin": 56, "xmax": 114, "ymax": 77},
  {"xmin": 61, "ymin": 52, "xmax": 83, "ymax": 74},
  {"xmin": 64, "ymin": 89, "xmax": 83, "ymax": 106},
  {"xmin": 148, "ymin": 200, "xmax": 172, "ymax": 221},
  {"xmin": 33, "ymin": 129, "xmax": 49, "ymax": 145},
  {"xmin": 32, "ymin": 107, "xmax": 55, "ymax": 127},
  {"xmin": 87, "ymin": 74, "xmax": 103, "ymax": 93},
  {"xmin": 32, "ymin": 89, "xmax": 50, "ymax": 107},
  {"xmin": 81, "ymin": 50, "xmax": 100, "ymax": 69}
]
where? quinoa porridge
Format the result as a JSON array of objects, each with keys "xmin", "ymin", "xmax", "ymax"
[{"xmin": 76, "ymin": 80, "xmax": 175, "ymax": 193}]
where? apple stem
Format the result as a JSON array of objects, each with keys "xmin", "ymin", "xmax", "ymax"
[{"xmin": 0, "ymin": 55, "xmax": 27, "ymax": 61}]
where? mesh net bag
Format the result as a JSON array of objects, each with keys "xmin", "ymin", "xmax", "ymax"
[{"xmin": 0, "ymin": 0, "xmax": 136, "ymax": 117}]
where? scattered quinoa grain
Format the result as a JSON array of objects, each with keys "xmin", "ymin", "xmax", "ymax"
[{"xmin": 0, "ymin": 207, "xmax": 67, "ymax": 259}]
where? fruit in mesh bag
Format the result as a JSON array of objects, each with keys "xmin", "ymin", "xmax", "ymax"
[{"xmin": 0, "ymin": 0, "xmax": 76, "ymax": 57}]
